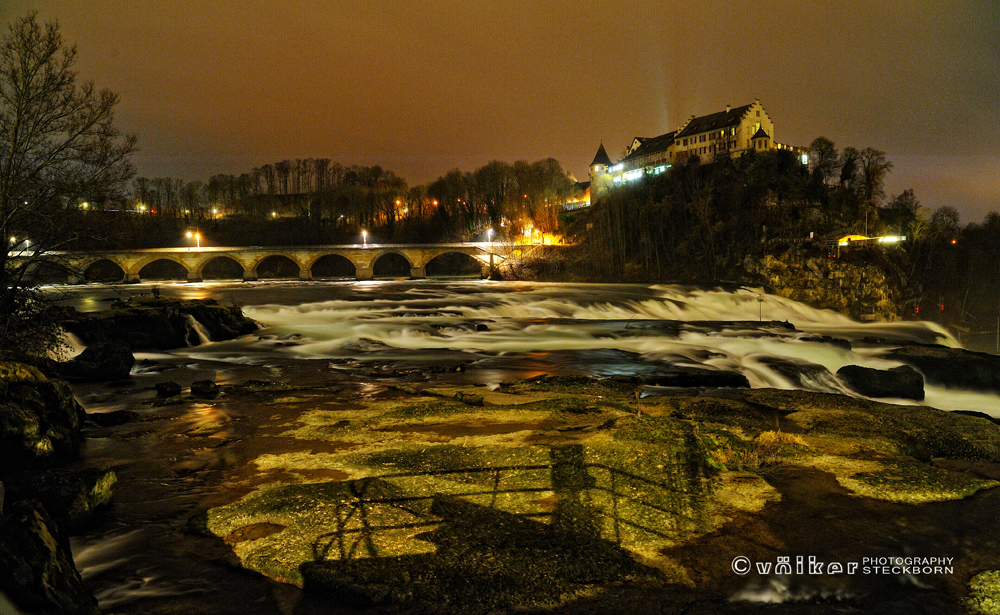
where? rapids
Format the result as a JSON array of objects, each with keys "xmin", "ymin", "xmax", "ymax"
[{"xmin": 54, "ymin": 279, "xmax": 999, "ymax": 415}]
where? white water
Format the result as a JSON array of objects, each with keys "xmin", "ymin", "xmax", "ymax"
[
  {"xmin": 183, "ymin": 314, "xmax": 213, "ymax": 346},
  {"xmin": 137, "ymin": 281, "xmax": 1000, "ymax": 417}
]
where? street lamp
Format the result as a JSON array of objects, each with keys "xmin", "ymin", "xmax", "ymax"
[
  {"xmin": 487, "ymin": 228, "xmax": 493, "ymax": 243},
  {"xmin": 186, "ymin": 230, "xmax": 201, "ymax": 250},
  {"xmin": 362, "ymin": 230, "xmax": 368, "ymax": 247}
]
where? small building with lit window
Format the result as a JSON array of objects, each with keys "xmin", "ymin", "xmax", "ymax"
[{"xmin": 589, "ymin": 99, "xmax": 808, "ymax": 205}]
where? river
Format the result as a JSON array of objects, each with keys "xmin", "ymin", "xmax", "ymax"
[{"xmin": 50, "ymin": 280, "xmax": 1000, "ymax": 614}]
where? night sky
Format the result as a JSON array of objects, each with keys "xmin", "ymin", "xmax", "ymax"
[{"xmin": 4, "ymin": 1, "xmax": 999, "ymax": 222}]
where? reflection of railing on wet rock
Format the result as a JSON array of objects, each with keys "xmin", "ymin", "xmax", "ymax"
[
  {"xmin": 285, "ymin": 443, "xmax": 714, "ymax": 608},
  {"xmin": 208, "ymin": 440, "xmax": 716, "ymax": 605}
]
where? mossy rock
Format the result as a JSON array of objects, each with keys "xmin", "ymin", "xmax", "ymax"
[
  {"xmin": 1, "ymin": 364, "xmax": 86, "ymax": 471},
  {"xmin": 829, "ymin": 458, "xmax": 999, "ymax": 504},
  {"xmin": 745, "ymin": 389, "xmax": 1000, "ymax": 462},
  {"xmin": 650, "ymin": 395, "xmax": 780, "ymax": 434},
  {"xmin": 6, "ymin": 468, "xmax": 116, "ymax": 531},
  {"xmin": 500, "ymin": 375, "xmax": 641, "ymax": 397},
  {"xmin": 969, "ymin": 570, "xmax": 1000, "ymax": 615}
]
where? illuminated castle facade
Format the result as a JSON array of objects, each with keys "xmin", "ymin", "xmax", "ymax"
[{"xmin": 589, "ymin": 99, "xmax": 806, "ymax": 205}]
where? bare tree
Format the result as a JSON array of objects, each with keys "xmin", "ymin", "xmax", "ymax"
[
  {"xmin": 275, "ymin": 160, "xmax": 290, "ymax": 195},
  {"xmin": 0, "ymin": 13, "xmax": 136, "ymax": 353},
  {"xmin": 131, "ymin": 176, "xmax": 151, "ymax": 210},
  {"xmin": 180, "ymin": 180, "xmax": 203, "ymax": 218}
]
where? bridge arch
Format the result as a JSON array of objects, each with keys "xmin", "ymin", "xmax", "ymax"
[
  {"xmin": 253, "ymin": 254, "xmax": 303, "ymax": 279},
  {"xmin": 371, "ymin": 251, "xmax": 413, "ymax": 279},
  {"xmin": 138, "ymin": 257, "xmax": 190, "ymax": 281},
  {"xmin": 199, "ymin": 255, "xmax": 246, "ymax": 280},
  {"xmin": 425, "ymin": 251, "xmax": 486, "ymax": 278},
  {"xmin": 309, "ymin": 253, "xmax": 356, "ymax": 279},
  {"xmin": 84, "ymin": 259, "xmax": 126, "ymax": 282},
  {"xmin": 25, "ymin": 258, "xmax": 74, "ymax": 284}
]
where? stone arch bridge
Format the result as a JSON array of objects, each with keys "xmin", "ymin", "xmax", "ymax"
[{"xmin": 50, "ymin": 243, "xmax": 506, "ymax": 283}]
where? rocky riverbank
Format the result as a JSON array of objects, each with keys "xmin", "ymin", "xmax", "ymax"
[
  {"xmin": 0, "ymin": 297, "xmax": 259, "ymax": 613},
  {"xmin": 0, "ymin": 354, "xmax": 108, "ymax": 615}
]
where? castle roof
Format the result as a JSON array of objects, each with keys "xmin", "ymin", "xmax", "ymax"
[
  {"xmin": 674, "ymin": 104, "xmax": 753, "ymax": 139},
  {"xmin": 590, "ymin": 143, "xmax": 612, "ymax": 167},
  {"xmin": 751, "ymin": 127, "xmax": 770, "ymax": 139},
  {"xmin": 621, "ymin": 131, "xmax": 676, "ymax": 162}
]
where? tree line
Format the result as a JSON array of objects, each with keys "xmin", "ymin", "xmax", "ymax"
[{"xmin": 121, "ymin": 157, "xmax": 577, "ymax": 246}]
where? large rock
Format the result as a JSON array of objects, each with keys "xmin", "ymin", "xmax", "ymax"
[
  {"xmin": 837, "ymin": 364, "xmax": 925, "ymax": 400},
  {"xmin": 0, "ymin": 499, "xmax": 100, "ymax": 615},
  {"xmin": 155, "ymin": 381, "xmax": 182, "ymax": 397},
  {"xmin": 4, "ymin": 468, "xmax": 116, "ymax": 532},
  {"xmin": 56, "ymin": 341, "xmax": 134, "ymax": 381},
  {"xmin": 0, "ymin": 362, "xmax": 86, "ymax": 471},
  {"xmin": 190, "ymin": 380, "xmax": 220, "ymax": 398},
  {"xmin": 886, "ymin": 345, "xmax": 1000, "ymax": 394},
  {"xmin": 58, "ymin": 297, "xmax": 259, "ymax": 351}
]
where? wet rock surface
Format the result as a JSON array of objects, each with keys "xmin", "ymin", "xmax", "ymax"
[
  {"xmin": 190, "ymin": 380, "xmax": 220, "ymax": 398},
  {"xmin": 129, "ymin": 376, "xmax": 992, "ymax": 614},
  {"xmin": 155, "ymin": 381, "xmax": 182, "ymax": 397}
]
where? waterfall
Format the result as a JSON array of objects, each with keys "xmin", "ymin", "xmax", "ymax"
[
  {"xmin": 54, "ymin": 328, "xmax": 87, "ymax": 359},
  {"xmin": 183, "ymin": 314, "xmax": 212, "ymax": 346}
]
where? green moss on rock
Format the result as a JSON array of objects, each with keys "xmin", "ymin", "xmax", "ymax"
[
  {"xmin": 0, "ymin": 363, "xmax": 86, "ymax": 470},
  {"xmin": 838, "ymin": 459, "xmax": 998, "ymax": 504},
  {"xmin": 969, "ymin": 570, "xmax": 1000, "ymax": 615}
]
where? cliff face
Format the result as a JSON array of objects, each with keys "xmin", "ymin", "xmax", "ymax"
[{"xmin": 743, "ymin": 246, "xmax": 905, "ymax": 321}]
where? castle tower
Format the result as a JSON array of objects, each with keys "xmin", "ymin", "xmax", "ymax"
[{"xmin": 589, "ymin": 143, "xmax": 613, "ymax": 206}]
